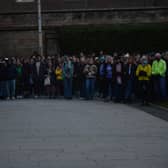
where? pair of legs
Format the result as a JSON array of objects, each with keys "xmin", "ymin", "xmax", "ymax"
[
  {"xmin": 64, "ymin": 78, "xmax": 73, "ymax": 99},
  {"xmin": 85, "ymin": 78, "xmax": 96, "ymax": 100},
  {"xmin": 6, "ymin": 80, "xmax": 16, "ymax": 99}
]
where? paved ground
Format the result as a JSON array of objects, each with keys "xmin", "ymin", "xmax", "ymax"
[{"xmin": 0, "ymin": 99, "xmax": 168, "ymax": 168}]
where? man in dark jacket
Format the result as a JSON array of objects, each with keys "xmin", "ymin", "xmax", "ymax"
[
  {"xmin": 6, "ymin": 58, "xmax": 17, "ymax": 99},
  {"xmin": 0, "ymin": 60, "xmax": 8, "ymax": 99},
  {"xmin": 72, "ymin": 56, "xmax": 81, "ymax": 97},
  {"xmin": 123, "ymin": 56, "xmax": 137, "ymax": 103},
  {"xmin": 34, "ymin": 56, "xmax": 46, "ymax": 97}
]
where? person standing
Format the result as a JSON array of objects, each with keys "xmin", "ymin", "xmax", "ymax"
[
  {"xmin": 79, "ymin": 56, "xmax": 86, "ymax": 98},
  {"xmin": 84, "ymin": 58, "xmax": 97, "ymax": 100},
  {"xmin": 6, "ymin": 58, "xmax": 17, "ymax": 100},
  {"xmin": 44, "ymin": 60, "xmax": 55, "ymax": 98},
  {"xmin": 72, "ymin": 56, "xmax": 81, "ymax": 97},
  {"xmin": 104, "ymin": 56, "xmax": 114, "ymax": 101},
  {"xmin": 152, "ymin": 53, "xmax": 167, "ymax": 101},
  {"xmin": 55, "ymin": 62, "xmax": 63, "ymax": 98},
  {"xmin": 63, "ymin": 56, "xmax": 74, "ymax": 99},
  {"xmin": 113, "ymin": 56, "xmax": 124, "ymax": 102},
  {"xmin": 98, "ymin": 56, "xmax": 106, "ymax": 98},
  {"xmin": 136, "ymin": 56, "xmax": 152, "ymax": 105},
  {"xmin": 124, "ymin": 56, "xmax": 137, "ymax": 103},
  {"xmin": 0, "ymin": 60, "xmax": 8, "ymax": 99},
  {"xmin": 16, "ymin": 58, "xmax": 23, "ymax": 98},
  {"xmin": 34, "ymin": 56, "xmax": 46, "ymax": 97}
]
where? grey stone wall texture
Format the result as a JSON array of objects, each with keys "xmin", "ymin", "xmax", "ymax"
[
  {"xmin": 0, "ymin": 1, "xmax": 168, "ymax": 57},
  {"xmin": 0, "ymin": 0, "xmax": 168, "ymax": 12}
]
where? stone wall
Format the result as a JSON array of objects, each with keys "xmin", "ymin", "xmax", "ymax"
[
  {"xmin": 0, "ymin": 8, "xmax": 168, "ymax": 57},
  {"xmin": 0, "ymin": 31, "xmax": 38, "ymax": 57},
  {"xmin": 0, "ymin": 8, "xmax": 168, "ymax": 30},
  {"xmin": 0, "ymin": 0, "xmax": 168, "ymax": 12}
]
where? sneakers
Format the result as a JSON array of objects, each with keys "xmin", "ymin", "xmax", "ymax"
[{"xmin": 6, "ymin": 97, "xmax": 16, "ymax": 100}]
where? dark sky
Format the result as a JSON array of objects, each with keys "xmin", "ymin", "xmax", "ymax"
[{"xmin": 0, "ymin": 0, "xmax": 168, "ymax": 13}]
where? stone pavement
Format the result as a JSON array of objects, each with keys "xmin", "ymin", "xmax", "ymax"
[{"xmin": 0, "ymin": 99, "xmax": 168, "ymax": 168}]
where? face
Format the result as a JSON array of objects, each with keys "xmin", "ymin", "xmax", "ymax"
[
  {"xmin": 37, "ymin": 56, "xmax": 41, "ymax": 62},
  {"xmin": 100, "ymin": 51, "xmax": 104, "ymax": 55},
  {"xmin": 80, "ymin": 57, "xmax": 85, "ymax": 64},
  {"xmin": 155, "ymin": 53, "xmax": 161, "ymax": 60},
  {"xmin": 89, "ymin": 58, "xmax": 93, "ymax": 65},
  {"xmin": 156, "ymin": 56, "xmax": 161, "ymax": 60},
  {"xmin": 116, "ymin": 58, "xmax": 121, "ymax": 63},
  {"xmin": 48, "ymin": 61, "xmax": 52, "ymax": 67},
  {"xmin": 141, "ymin": 57, "xmax": 148, "ymax": 65},
  {"xmin": 72, "ymin": 56, "xmax": 76, "ymax": 62},
  {"xmin": 128, "ymin": 57, "xmax": 133, "ymax": 64},
  {"xmin": 12, "ymin": 58, "xmax": 16, "ymax": 64},
  {"xmin": 107, "ymin": 56, "xmax": 112, "ymax": 63},
  {"xmin": 30, "ymin": 59, "xmax": 34, "ymax": 64}
]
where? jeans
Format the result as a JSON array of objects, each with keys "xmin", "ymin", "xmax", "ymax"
[
  {"xmin": 85, "ymin": 78, "xmax": 96, "ymax": 100},
  {"xmin": 7, "ymin": 80, "xmax": 16, "ymax": 98},
  {"xmin": 0, "ymin": 81, "xmax": 8, "ymax": 98},
  {"xmin": 160, "ymin": 77, "xmax": 167, "ymax": 99},
  {"xmin": 115, "ymin": 84, "xmax": 123, "ymax": 101},
  {"xmin": 99, "ymin": 77, "xmax": 105, "ymax": 98},
  {"xmin": 104, "ymin": 78, "xmax": 113, "ymax": 98},
  {"xmin": 0, "ymin": 81, "xmax": 2, "ymax": 97},
  {"xmin": 124, "ymin": 79, "xmax": 133, "ymax": 100},
  {"xmin": 139, "ymin": 80, "xmax": 150, "ymax": 103},
  {"xmin": 153, "ymin": 76, "xmax": 167, "ymax": 100},
  {"xmin": 80, "ymin": 78, "xmax": 86, "ymax": 98},
  {"xmin": 64, "ymin": 78, "xmax": 72, "ymax": 98}
]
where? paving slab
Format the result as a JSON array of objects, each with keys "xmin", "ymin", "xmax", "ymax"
[{"xmin": 0, "ymin": 99, "xmax": 168, "ymax": 168}]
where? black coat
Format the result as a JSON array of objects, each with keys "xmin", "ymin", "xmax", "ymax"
[
  {"xmin": 7, "ymin": 63, "xmax": 17, "ymax": 80},
  {"xmin": 33, "ymin": 62, "xmax": 47, "ymax": 82},
  {"xmin": 123, "ymin": 63, "xmax": 137, "ymax": 81},
  {"xmin": 0, "ymin": 64, "xmax": 8, "ymax": 81},
  {"xmin": 22, "ymin": 63, "xmax": 30, "ymax": 85}
]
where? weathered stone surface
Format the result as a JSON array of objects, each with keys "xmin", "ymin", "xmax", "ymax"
[
  {"xmin": 0, "ymin": 8, "xmax": 168, "ymax": 57},
  {"xmin": 0, "ymin": 99, "xmax": 168, "ymax": 168},
  {"xmin": 0, "ymin": 0, "xmax": 168, "ymax": 13}
]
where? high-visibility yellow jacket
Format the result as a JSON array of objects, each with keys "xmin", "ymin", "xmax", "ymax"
[
  {"xmin": 55, "ymin": 68, "xmax": 63, "ymax": 80},
  {"xmin": 136, "ymin": 64, "xmax": 152, "ymax": 81},
  {"xmin": 152, "ymin": 59, "xmax": 167, "ymax": 77}
]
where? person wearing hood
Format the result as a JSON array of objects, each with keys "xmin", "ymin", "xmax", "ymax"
[
  {"xmin": 152, "ymin": 53, "xmax": 167, "ymax": 100},
  {"xmin": 136, "ymin": 55, "xmax": 151, "ymax": 105}
]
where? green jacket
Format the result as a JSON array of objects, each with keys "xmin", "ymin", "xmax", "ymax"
[{"xmin": 152, "ymin": 59, "xmax": 167, "ymax": 77}]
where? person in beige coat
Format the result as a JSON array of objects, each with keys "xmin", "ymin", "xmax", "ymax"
[{"xmin": 83, "ymin": 58, "xmax": 97, "ymax": 100}]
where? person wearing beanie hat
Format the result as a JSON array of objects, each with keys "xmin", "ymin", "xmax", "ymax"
[{"xmin": 152, "ymin": 52, "xmax": 167, "ymax": 100}]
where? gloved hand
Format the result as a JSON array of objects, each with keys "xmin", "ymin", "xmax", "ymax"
[{"xmin": 139, "ymin": 71, "xmax": 147, "ymax": 76}]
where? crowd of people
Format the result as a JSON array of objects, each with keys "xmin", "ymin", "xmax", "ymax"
[{"xmin": 0, "ymin": 51, "xmax": 168, "ymax": 105}]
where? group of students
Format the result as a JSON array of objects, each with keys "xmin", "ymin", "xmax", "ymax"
[{"xmin": 0, "ymin": 51, "xmax": 167, "ymax": 105}]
